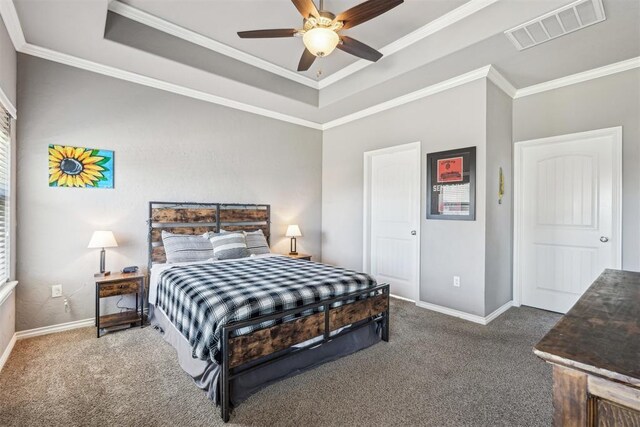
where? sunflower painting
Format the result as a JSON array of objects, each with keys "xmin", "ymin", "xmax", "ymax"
[{"xmin": 48, "ymin": 145, "xmax": 114, "ymax": 188}]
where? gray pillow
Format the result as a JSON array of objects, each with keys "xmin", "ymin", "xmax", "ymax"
[
  {"xmin": 244, "ymin": 229, "xmax": 270, "ymax": 255},
  {"xmin": 161, "ymin": 231, "xmax": 215, "ymax": 263},
  {"xmin": 208, "ymin": 232, "xmax": 250, "ymax": 260}
]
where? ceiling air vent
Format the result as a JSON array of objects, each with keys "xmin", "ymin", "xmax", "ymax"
[{"xmin": 505, "ymin": 0, "xmax": 605, "ymax": 50}]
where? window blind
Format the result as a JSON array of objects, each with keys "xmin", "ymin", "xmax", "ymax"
[{"xmin": 0, "ymin": 106, "xmax": 11, "ymax": 284}]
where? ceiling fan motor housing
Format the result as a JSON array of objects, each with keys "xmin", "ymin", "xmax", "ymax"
[{"xmin": 303, "ymin": 11, "xmax": 342, "ymax": 32}]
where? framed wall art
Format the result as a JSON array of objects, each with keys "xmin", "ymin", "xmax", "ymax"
[
  {"xmin": 49, "ymin": 145, "xmax": 114, "ymax": 189},
  {"xmin": 426, "ymin": 146, "xmax": 476, "ymax": 220}
]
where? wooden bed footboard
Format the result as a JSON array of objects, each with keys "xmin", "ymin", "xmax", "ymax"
[{"xmin": 220, "ymin": 283, "xmax": 390, "ymax": 423}]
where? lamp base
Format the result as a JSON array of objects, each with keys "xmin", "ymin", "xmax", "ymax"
[
  {"xmin": 94, "ymin": 271, "xmax": 111, "ymax": 278},
  {"xmin": 289, "ymin": 251, "xmax": 298, "ymax": 256}
]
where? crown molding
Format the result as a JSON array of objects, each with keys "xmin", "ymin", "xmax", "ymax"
[
  {"xmin": 107, "ymin": 1, "xmax": 320, "ymax": 90},
  {"xmin": 317, "ymin": 0, "xmax": 500, "ymax": 89},
  {"xmin": 5, "ymin": 0, "xmax": 639, "ymax": 131},
  {"xmin": 486, "ymin": 66, "xmax": 517, "ymax": 98},
  {"xmin": 20, "ymin": 43, "xmax": 323, "ymax": 130},
  {"xmin": 2, "ymin": 0, "xmax": 322, "ymax": 129},
  {"xmin": 0, "ymin": 0, "xmax": 26, "ymax": 50},
  {"xmin": 0, "ymin": 0, "xmax": 23, "ymax": 117},
  {"xmin": 15, "ymin": 42, "xmax": 638, "ymax": 131},
  {"xmin": 514, "ymin": 56, "xmax": 640, "ymax": 98},
  {"xmin": 107, "ymin": 0, "xmax": 498, "ymax": 91},
  {"xmin": 322, "ymin": 65, "xmax": 492, "ymax": 130}
]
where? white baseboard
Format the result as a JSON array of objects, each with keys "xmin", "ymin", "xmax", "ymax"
[
  {"xmin": 0, "ymin": 333, "xmax": 16, "ymax": 372},
  {"xmin": 415, "ymin": 300, "xmax": 513, "ymax": 325},
  {"xmin": 15, "ymin": 317, "xmax": 95, "ymax": 340},
  {"xmin": 484, "ymin": 300, "xmax": 514, "ymax": 324},
  {"xmin": 389, "ymin": 294, "xmax": 415, "ymax": 303}
]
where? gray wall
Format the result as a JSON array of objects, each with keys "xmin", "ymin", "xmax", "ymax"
[
  {"xmin": 484, "ymin": 81, "xmax": 513, "ymax": 315},
  {"xmin": 0, "ymin": 16, "xmax": 16, "ymax": 110},
  {"xmin": 15, "ymin": 55, "xmax": 322, "ymax": 331},
  {"xmin": 323, "ymin": 79, "xmax": 490, "ymax": 316},
  {"xmin": 513, "ymin": 69, "xmax": 640, "ymax": 272}
]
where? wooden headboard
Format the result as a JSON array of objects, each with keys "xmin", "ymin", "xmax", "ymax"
[{"xmin": 147, "ymin": 201, "xmax": 271, "ymax": 269}]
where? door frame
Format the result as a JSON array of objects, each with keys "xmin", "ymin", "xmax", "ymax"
[
  {"xmin": 363, "ymin": 141, "xmax": 421, "ymax": 302},
  {"xmin": 513, "ymin": 126, "xmax": 622, "ymax": 307}
]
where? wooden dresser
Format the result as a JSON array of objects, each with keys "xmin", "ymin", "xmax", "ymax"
[{"xmin": 534, "ymin": 269, "xmax": 640, "ymax": 426}]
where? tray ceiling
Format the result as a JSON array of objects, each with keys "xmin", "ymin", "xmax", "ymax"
[
  {"xmin": 120, "ymin": 0, "xmax": 471, "ymax": 80},
  {"xmin": 3, "ymin": 0, "xmax": 639, "ymax": 128}
]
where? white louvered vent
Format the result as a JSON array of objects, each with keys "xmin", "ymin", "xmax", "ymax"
[{"xmin": 505, "ymin": 0, "xmax": 606, "ymax": 51}]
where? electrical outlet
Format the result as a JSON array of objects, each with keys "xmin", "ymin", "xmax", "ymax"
[
  {"xmin": 64, "ymin": 298, "xmax": 70, "ymax": 312},
  {"xmin": 51, "ymin": 284, "xmax": 63, "ymax": 298},
  {"xmin": 453, "ymin": 276, "xmax": 461, "ymax": 287}
]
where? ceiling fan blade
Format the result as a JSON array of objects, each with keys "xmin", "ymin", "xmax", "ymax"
[
  {"xmin": 237, "ymin": 29, "xmax": 297, "ymax": 38},
  {"xmin": 336, "ymin": 0, "xmax": 403, "ymax": 29},
  {"xmin": 297, "ymin": 48, "xmax": 316, "ymax": 71},
  {"xmin": 337, "ymin": 36, "xmax": 383, "ymax": 62},
  {"xmin": 291, "ymin": 0, "xmax": 320, "ymax": 19}
]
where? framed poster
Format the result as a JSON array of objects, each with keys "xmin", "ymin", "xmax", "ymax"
[{"xmin": 426, "ymin": 146, "xmax": 476, "ymax": 220}]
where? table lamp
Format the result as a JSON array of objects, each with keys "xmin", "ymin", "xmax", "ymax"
[
  {"xmin": 285, "ymin": 225, "xmax": 302, "ymax": 255},
  {"xmin": 88, "ymin": 230, "xmax": 118, "ymax": 277}
]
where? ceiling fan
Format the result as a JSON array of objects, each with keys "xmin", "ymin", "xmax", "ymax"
[{"xmin": 237, "ymin": 0, "xmax": 403, "ymax": 72}]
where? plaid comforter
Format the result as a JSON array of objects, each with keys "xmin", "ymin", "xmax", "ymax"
[{"xmin": 155, "ymin": 256, "xmax": 377, "ymax": 363}]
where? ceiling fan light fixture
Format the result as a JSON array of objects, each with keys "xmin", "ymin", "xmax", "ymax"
[
  {"xmin": 302, "ymin": 27, "xmax": 339, "ymax": 57},
  {"xmin": 238, "ymin": 0, "xmax": 401, "ymax": 71}
]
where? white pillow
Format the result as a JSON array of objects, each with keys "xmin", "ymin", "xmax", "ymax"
[
  {"xmin": 244, "ymin": 229, "xmax": 270, "ymax": 255},
  {"xmin": 208, "ymin": 232, "xmax": 250, "ymax": 260},
  {"xmin": 161, "ymin": 231, "xmax": 215, "ymax": 263}
]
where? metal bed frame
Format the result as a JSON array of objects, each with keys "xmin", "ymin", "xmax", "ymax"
[
  {"xmin": 220, "ymin": 283, "xmax": 390, "ymax": 422},
  {"xmin": 147, "ymin": 201, "xmax": 390, "ymax": 423}
]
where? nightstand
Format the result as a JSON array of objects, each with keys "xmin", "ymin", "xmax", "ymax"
[
  {"xmin": 284, "ymin": 253, "xmax": 312, "ymax": 261},
  {"xmin": 95, "ymin": 272, "xmax": 145, "ymax": 338}
]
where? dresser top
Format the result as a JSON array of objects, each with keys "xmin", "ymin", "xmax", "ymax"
[{"xmin": 534, "ymin": 269, "xmax": 640, "ymax": 386}]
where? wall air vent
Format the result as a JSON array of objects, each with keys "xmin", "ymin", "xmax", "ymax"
[{"xmin": 505, "ymin": 0, "xmax": 606, "ymax": 50}]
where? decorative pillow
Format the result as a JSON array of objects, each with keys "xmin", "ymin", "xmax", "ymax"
[
  {"xmin": 201, "ymin": 229, "xmax": 230, "ymax": 240},
  {"xmin": 208, "ymin": 232, "xmax": 250, "ymax": 260},
  {"xmin": 161, "ymin": 231, "xmax": 215, "ymax": 264},
  {"xmin": 201, "ymin": 230, "xmax": 219, "ymax": 240},
  {"xmin": 244, "ymin": 229, "xmax": 270, "ymax": 255}
]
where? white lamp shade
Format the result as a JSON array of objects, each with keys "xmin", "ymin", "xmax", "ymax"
[
  {"xmin": 302, "ymin": 28, "xmax": 339, "ymax": 57},
  {"xmin": 285, "ymin": 225, "xmax": 302, "ymax": 237},
  {"xmin": 88, "ymin": 230, "xmax": 118, "ymax": 249}
]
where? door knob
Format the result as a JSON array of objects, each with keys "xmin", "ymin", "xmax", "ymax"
[
  {"xmin": 411, "ymin": 230, "xmax": 417, "ymax": 236},
  {"xmin": 600, "ymin": 236, "xmax": 609, "ymax": 243}
]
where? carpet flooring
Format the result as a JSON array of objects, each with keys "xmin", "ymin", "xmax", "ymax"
[{"xmin": 0, "ymin": 299, "xmax": 560, "ymax": 426}]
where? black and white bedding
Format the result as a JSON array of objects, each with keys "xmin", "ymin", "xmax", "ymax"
[{"xmin": 153, "ymin": 255, "xmax": 377, "ymax": 363}]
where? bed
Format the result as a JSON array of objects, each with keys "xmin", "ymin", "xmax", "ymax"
[{"xmin": 146, "ymin": 202, "xmax": 390, "ymax": 422}]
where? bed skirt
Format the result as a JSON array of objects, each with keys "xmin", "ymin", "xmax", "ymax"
[{"xmin": 149, "ymin": 304, "xmax": 382, "ymax": 406}]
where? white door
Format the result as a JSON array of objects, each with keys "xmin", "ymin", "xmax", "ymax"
[
  {"xmin": 364, "ymin": 142, "xmax": 420, "ymax": 301},
  {"xmin": 515, "ymin": 127, "xmax": 621, "ymax": 313}
]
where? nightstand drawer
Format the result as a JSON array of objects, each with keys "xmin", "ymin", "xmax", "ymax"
[{"xmin": 99, "ymin": 281, "xmax": 140, "ymax": 297}]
